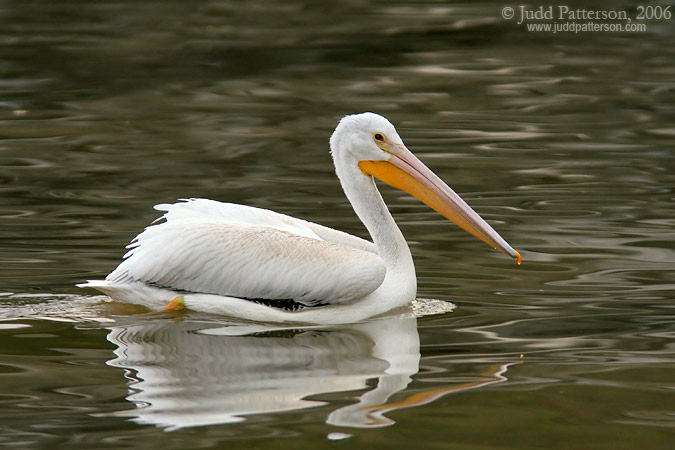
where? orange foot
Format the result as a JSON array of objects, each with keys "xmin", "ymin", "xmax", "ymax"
[{"xmin": 165, "ymin": 295, "xmax": 186, "ymax": 311}]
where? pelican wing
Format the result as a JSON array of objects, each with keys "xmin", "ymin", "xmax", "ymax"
[
  {"xmin": 106, "ymin": 202, "xmax": 386, "ymax": 306},
  {"xmin": 154, "ymin": 199, "xmax": 378, "ymax": 254}
]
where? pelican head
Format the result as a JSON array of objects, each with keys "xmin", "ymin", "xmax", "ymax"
[
  {"xmin": 330, "ymin": 112, "xmax": 521, "ymax": 264},
  {"xmin": 330, "ymin": 112, "xmax": 404, "ymax": 162}
]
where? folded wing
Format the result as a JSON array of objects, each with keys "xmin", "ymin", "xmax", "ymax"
[
  {"xmin": 153, "ymin": 198, "xmax": 378, "ymax": 254},
  {"xmin": 107, "ymin": 201, "xmax": 386, "ymax": 306}
]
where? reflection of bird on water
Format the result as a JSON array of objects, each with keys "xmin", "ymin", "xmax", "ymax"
[
  {"xmin": 105, "ymin": 315, "xmax": 420, "ymax": 430},
  {"xmin": 80, "ymin": 113, "xmax": 519, "ymax": 323},
  {"xmin": 104, "ymin": 314, "xmax": 517, "ymax": 430}
]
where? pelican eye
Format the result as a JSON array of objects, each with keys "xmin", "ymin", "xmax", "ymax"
[{"xmin": 374, "ymin": 133, "xmax": 385, "ymax": 142}]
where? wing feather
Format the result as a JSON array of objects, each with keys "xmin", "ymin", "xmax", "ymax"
[
  {"xmin": 153, "ymin": 199, "xmax": 378, "ymax": 254},
  {"xmin": 107, "ymin": 217, "xmax": 386, "ymax": 306}
]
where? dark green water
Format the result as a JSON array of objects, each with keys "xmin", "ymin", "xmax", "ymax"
[{"xmin": 0, "ymin": 1, "xmax": 673, "ymax": 448}]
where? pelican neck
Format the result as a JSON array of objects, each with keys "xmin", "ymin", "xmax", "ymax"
[{"xmin": 334, "ymin": 159, "xmax": 412, "ymax": 269}]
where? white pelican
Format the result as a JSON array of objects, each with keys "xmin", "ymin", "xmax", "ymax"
[{"xmin": 80, "ymin": 113, "xmax": 520, "ymax": 323}]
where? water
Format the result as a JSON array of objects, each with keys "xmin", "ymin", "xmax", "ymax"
[{"xmin": 1, "ymin": 1, "xmax": 673, "ymax": 448}]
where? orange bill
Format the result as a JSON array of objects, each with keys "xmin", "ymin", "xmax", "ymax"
[{"xmin": 359, "ymin": 145, "xmax": 521, "ymax": 264}]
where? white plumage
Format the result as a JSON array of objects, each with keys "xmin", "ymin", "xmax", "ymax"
[
  {"xmin": 108, "ymin": 200, "xmax": 385, "ymax": 305},
  {"xmin": 80, "ymin": 113, "xmax": 520, "ymax": 323}
]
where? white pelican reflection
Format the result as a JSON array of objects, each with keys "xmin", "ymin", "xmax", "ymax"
[{"xmin": 106, "ymin": 313, "xmax": 516, "ymax": 430}]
